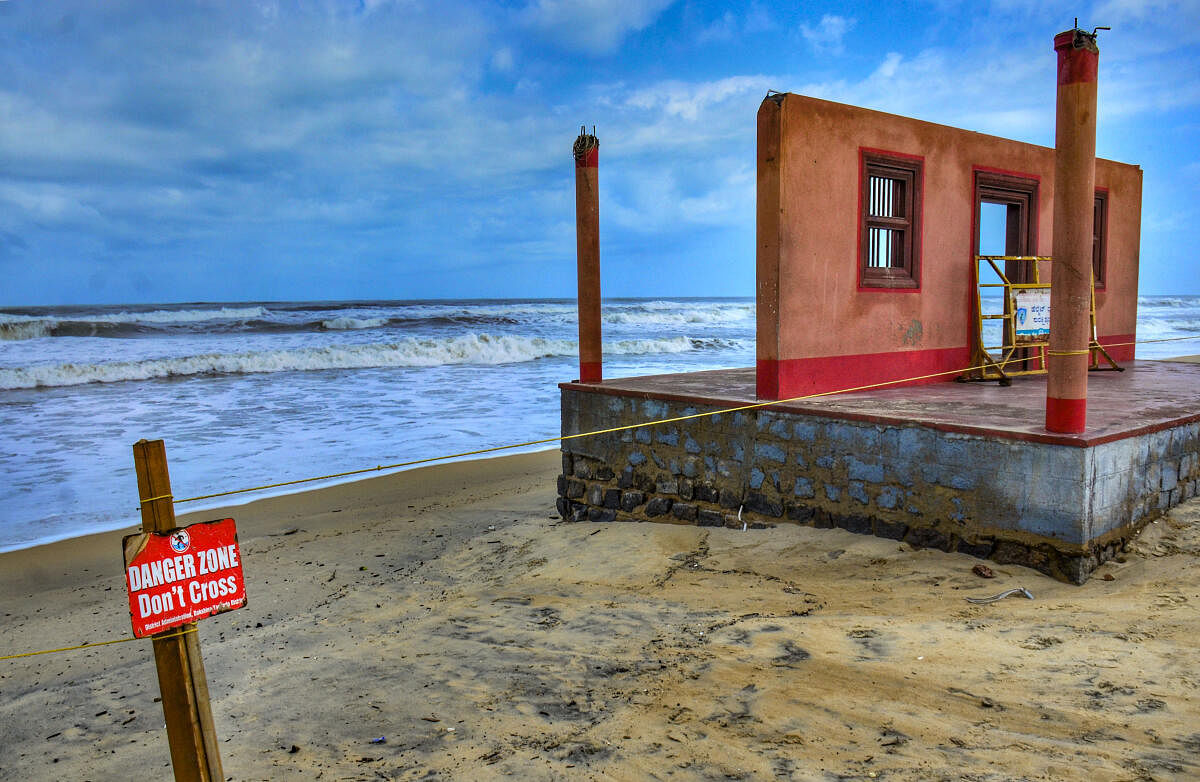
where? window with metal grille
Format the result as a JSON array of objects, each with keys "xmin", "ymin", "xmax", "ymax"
[
  {"xmin": 860, "ymin": 151, "xmax": 922, "ymax": 288},
  {"xmin": 1093, "ymin": 190, "xmax": 1107, "ymax": 288}
]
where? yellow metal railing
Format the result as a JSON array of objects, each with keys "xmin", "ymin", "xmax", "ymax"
[{"xmin": 962, "ymin": 255, "xmax": 1122, "ymax": 385}]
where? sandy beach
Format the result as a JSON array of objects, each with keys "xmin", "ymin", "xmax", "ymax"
[
  {"xmin": 2, "ymin": 446, "xmax": 1199, "ymax": 781},
  {"xmin": 5, "ymin": 3, "xmax": 1200, "ymax": 779}
]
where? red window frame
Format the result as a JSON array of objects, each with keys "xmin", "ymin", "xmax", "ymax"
[
  {"xmin": 859, "ymin": 149, "xmax": 923, "ymax": 290},
  {"xmin": 1093, "ymin": 189, "xmax": 1108, "ymax": 289}
]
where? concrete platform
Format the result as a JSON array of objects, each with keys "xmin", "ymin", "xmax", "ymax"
[{"xmin": 557, "ymin": 360, "xmax": 1200, "ymax": 583}]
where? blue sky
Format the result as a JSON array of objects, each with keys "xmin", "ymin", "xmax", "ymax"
[{"xmin": 1, "ymin": 0, "xmax": 1197, "ymax": 305}]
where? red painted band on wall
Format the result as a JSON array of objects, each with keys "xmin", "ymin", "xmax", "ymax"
[
  {"xmin": 756, "ymin": 346, "xmax": 970, "ymax": 400},
  {"xmin": 575, "ymin": 148, "xmax": 599, "ymax": 168},
  {"xmin": 1096, "ymin": 333, "xmax": 1136, "ymax": 363},
  {"xmin": 756, "ymin": 337, "xmax": 1135, "ymax": 401},
  {"xmin": 1046, "ymin": 395, "xmax": 1087, "ymax": 433},
  {"xmin": 1054, "ymin": 31, "xmax": 1098, "ymax": 85},
  {"xmin": 579, "ymin": 361, "xmax": 602, "ymax": 383}
]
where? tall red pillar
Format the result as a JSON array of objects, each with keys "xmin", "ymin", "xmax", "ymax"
[
  {"xmin": 1046, "ymin": 28, "xmax": 1100, "ymax": 434},
  {"xmin": 574, "ymin": 127, "xmax": 602, "ymax": 383}
]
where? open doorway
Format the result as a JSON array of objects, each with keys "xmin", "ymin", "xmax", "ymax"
[
  {"xmin": 977, "ymin": 202, "xmax": 1010, "ymax": 353},
  {"xmin": 972, "ymin": 171, "xmax": 1039, "ymax": 367}
]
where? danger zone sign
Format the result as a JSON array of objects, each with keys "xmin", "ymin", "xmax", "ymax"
[{"xmin": 123, "ymin": 518, "xmax": 247, "ymax": 639}]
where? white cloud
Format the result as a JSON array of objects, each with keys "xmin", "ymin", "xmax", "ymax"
[
  {"xmin": 623, "ymin": 75, "xmax": 775, "ymax": 122},
  {"xmin": 582, "ymin": 77, "xmax": 770, "ymax": 233},
  {"xmin": 519, "ymin": 0, "xmax": 676, "ymax": 54},
  {"xmin": 695, "ymin": 4, "xmax": 775, "ymax": 44},
  {"xmin": 0, "ymin": 183, "xmax": 103, "ymax": 226},
  {"xmin": 696, "ymin": 11, "xmax": 738, "ymax": 44},
  {"xmin": 874, "ymin": 52, "xmax": 902, "ymax": 80},
  {"xmin": 678, "ymin": 162, "xmax": 754, "ymax": 226},
  {"xmin": 601, "ymin": 157, "xmax": 753, "ymax": 233},
  {"xmin": 744, "ymin": 3, "xmax": 774, "ymax": 34},
  {"xmin": 1, "ymin": 0, "xmax": 1197, "ymax": 302},
  {"xmin": 1093, "ymin": 0, "xmax": 1200, "ymax": 23},
  {"xmin": 795, "ymin": 47, "xmax": 1055, "ymax": 144},
  {"xmin": 799, "ymin": 14, "xmax": 856, "ymax": 55},
  {"xmin": 492, "ymin": 46, "xmax": 515, "ymax": 72}
]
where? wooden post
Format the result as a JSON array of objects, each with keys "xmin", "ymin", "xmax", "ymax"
[{"xmin": 133, "ymin": 439, "xmax": 224, "ymax": 782}]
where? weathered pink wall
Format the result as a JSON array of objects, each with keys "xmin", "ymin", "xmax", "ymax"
[
  {"xmin": 1093, "ymin": 161, "xmax": 1142, "ymax": 347},
  {"xmin": 756, "ymin": 93, "xmax": 1142, "ymax": 400}
]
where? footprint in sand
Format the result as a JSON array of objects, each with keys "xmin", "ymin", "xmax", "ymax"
[
  {"xmin": 1152, "ymin": 593, "xmax": 1188, "ymax": 610},
  {"xmin": 847, "ymin": 627, "xmax": 894, "ymax": 660}
]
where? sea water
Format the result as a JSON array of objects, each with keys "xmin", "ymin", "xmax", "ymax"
[
  {"xmin": 0, "ymin": 298, "xmax": 755, "ymax": 552},
  {"xmin": 1, "ymin": 296, "xmax": 1196, "ymax": 552}
]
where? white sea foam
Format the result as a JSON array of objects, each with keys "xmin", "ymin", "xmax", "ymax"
[
  {"xmin": 92, "ymin": 306, "xmax": 269, "ymax": 324},
  {"xmin": 0, "ymin": 306, "xmax": 268, "ymax": 341},
  {"xmin": 0, "ymin": 334, "xmax": 712, "ymax": 389},
  {"xmin": 400, "ymin": 302, "xmax": 577, "ymax": 322},
  {"xmin": 0, "ymin": 301, "xmax": 760, "ymax": 340},
  {"xmin": 1136, "ymin": 317, "xmax": 1200, "ymax": 340},
  {"xmin": 1138, "ymin": 296, "xmax": 1200, "ymax": 309},
  {"xmin": 401, "ymin": 300, "xmax": 754, "ymax": 325},
  {"xmin": 609, "ymin": 336, "xmax": 699, "ymax": 354},
  {"xmin": 321, "ymin": 316, "xmax": 388, "ymax": 330},
  {"xmin": 604, "ymin": 304, "xmax": 755, "ymax": 326}
]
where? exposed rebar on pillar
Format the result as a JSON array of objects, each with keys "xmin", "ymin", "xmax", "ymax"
[
  {"xmin": 574, "ymin": 126, "xmax": 602, "ymax": 383},
  {"xmin": 1046, "ymin": 27, "xmax": 1101, "ymax": 434}
]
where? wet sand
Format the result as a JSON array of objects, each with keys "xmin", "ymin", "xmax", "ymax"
[{"xmin": 2, "ymin": 447, "xmax": 1199, "ymax": 781}]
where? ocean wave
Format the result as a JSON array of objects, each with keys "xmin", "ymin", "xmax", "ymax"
[
  {"xmin": 1135, "ymin": 317, "xmax": 1200, "ymax": 340},
  {"xmin": 0, "ymin": 317, "xmax": 56, "ymax": 341},
  {"xmin": 320, "ymin": 316, "xmax": 389, "ymax": 330},
  {"xmin": 391, "ymin": 300, "xmax": 753, "ymax": 326},
  {"xmin": 604, "ymin": 305, "xmax": 755, "ymax": 326},
  {"xmin": 0, "ymin": 300, "xmax": 759, "ymax": 341},
  {"xmin": 0, "ymin": 334, "xmax": 724, "ymax": 389},
  {"xmin": 1138, "ymin": 296, "xmax": 1200, "ymax": 308},
  {"xmin": 0, "ymin": 306, "xmax": 269, "ymax": 341},
  {"xmin": 103, "ymin": 306, "xmax": 269, "ymax": 324}
]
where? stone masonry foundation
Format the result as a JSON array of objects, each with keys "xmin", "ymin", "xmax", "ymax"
[{"xmin": 558, "ymin": 387, "xmax": 1200, "ymax": 584}]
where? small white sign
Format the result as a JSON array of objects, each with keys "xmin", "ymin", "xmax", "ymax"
[{"xmin": 1013, "ymin": 289, "xmax": 1051, "ymax": 342}]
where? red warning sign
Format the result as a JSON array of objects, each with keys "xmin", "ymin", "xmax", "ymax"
[{"xmin": 123, "ymin": 518, "xmax": 247, "ymax": 639}]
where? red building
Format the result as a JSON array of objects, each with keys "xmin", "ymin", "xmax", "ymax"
[{"xmin": 755, "ymin": 93, "xmax": 1141, "ymax": 400}]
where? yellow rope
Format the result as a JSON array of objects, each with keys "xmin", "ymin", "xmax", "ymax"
[
  {"xmin": 0, "ymin": 626, "xmax": 197, "ymax": 661},
  {"xmin": 137, "ymin": 493, "xmax": 174, "ymax": 509},
  {"xmin": 1047, "ymin": 349, "xmax": 1092, "ymax": 356},
  {"xmin": 172, "ymin": 354, "xmax": 1022, "ymax": 504},
  {"xmin": 172, "ymin": 333, "xmax": 1200, "ymax": 506},
  {"xmin": 8, "ymin": 332, "xmax": 1198, "ymax": 662},
  {"xmin": 1106, "ymin": 336, "xmax": 1198, "ymax": 347},
  {"xmin": 5, "ymin": 355, "xmax": 1032, "ymax": 658}
]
